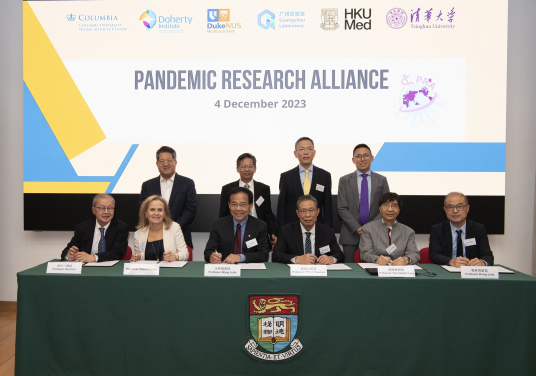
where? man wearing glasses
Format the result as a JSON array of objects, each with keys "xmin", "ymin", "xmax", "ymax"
[
  {"xmin": 273, "ymin": 195, "xmax": 344, "ymax": 264},
  {"xmin": 140, "ymin": 146, "xmax": 197, "ymax": 249},
  {"xmin": 429, "ymin": 192, "xmax": 494, "ymax": 266},
  {"xmin": 277, "ymin": 137, "xmax": 333, "ymax": 229},
  {"xmin": 219, "ymin": 153, "xmax": 277, "ymax": 247},
  {"xmin": 61, "ymin": 194, "xmax": 129, "ymax": 262},
  {"xmin": 205, "ymin": 187, "xmax": 269, "ymax": 264},
  {"xmin": 337, "ymin": 143, "xmax": 390, "ymax": 263}
]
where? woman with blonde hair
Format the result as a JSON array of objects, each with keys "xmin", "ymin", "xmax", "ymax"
[{"xmin": 131, "ymin": 195, "xmax": 189, "ymax": 262}]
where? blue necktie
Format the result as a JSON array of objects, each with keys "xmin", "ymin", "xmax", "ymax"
[
  {"xmin": 359, "ymin": 173, "xmax": 369, "ymax": 225},
  {"xmin": 305, "ymin": 232, "xmax": 312, "ymax": 254},
  {"xmin": 98, "ymin": 228, "xmax": 106, "ymax": 254},
  {"xmin": 456, "ymin": 229, "xmax": 463, "ymax": 258}
]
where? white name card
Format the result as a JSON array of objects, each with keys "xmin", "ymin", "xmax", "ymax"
[
  {"xmin": 461, "ymin": 266, "xmax": 499, "ymax": 279},
  {"xmin": 378, "ymin": 265, "xmax": 415, "ymax": 278},
  {"xmin": 204, "ymin": 264, "xmax": 241, "ymax": 277},
  {"xmin": 123, "ymin": 263, "xmax": 160, "ymax": 276},
  {"xmin": 290, "ymin": 265, "xmax": 327, "ymax": 276},
  {"xmin": 46, "ymin": 262, "xmax": 83, "ymax": 274}
]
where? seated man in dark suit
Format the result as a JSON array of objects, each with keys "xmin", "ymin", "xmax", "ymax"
[
  {"xmin": 61, "ymin": 194, "xmax": 129, "ymax": 262},
  {"xmin": 273, "ymin": 195, "xmax": 344, "ymax": 265},
  {"xmin": 140, "ymin": 146, "xmax": 197, "ymax": 249},
  {"xmin": 429, "ymin": 192, "xmax": 494, "ymax": 267},
  {"xmin": 219, "ymin": 153, "xmax": 277, "ymax": 247},
  {"xmin": 277, "ymin": 137, "xmax": 333, "ymax": 229},
  {"xmin": 205, "ymin": 187, "xmax": 269, "ymax": 264}
]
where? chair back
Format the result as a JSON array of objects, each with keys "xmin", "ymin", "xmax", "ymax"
[
  {"xmin": 354, "ymin": 249, "xmax": 362, "ymax": 263},
  {"xmin": 122, "ymin": 246, "xmax": 132, "ymax": 260},
  {"xmin": 187, "ymin": 246, "xmax": 193, "ymax": 261},
  {"xmin": 419, "ymin": 247, "xmax": 432, "ymax": 264}
]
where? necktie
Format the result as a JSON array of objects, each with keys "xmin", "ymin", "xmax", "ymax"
[
  {"xmin": 244, "ymin": 183, "xmax": 250, "ymax": 190},
  {"xmin": 303, "ymin": 170, "xmax": 311, "ymax": 195},
  {"xmin": 234, "ymin": 223, "xmax": 242, "ymax": 254},
  {"xmin": 387, "ymin": 228, "xmax": 391, "ymax": 246},
  {"xmin": 98, "ymin": 228, "xmax": 106, "ymax": 254},
  {"xmin": 456, "ymin": 229, "xmax": 463, "ymax": 258},
  {"xmin": 359, "ymin": 174, "xmax": 369, "ymax": 225},
  {"xmin": 304, "ymin": 232, "xmax": 312, "ymax": 254}
]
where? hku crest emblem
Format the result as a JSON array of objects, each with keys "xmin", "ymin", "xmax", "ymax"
[
  {"xmin": 244, "ymin": 295, "xmax": 304, "ymax": 361},
  {"xmin": 320, "ymin": 8, "xmax": 339, "ymax": 30}
]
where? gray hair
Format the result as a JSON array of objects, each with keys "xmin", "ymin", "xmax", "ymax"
[
  {"xmin": 92, "ymin": 194, "xmax": 115, "ymax": 207},
  {"xmin": 444, "ymin": 192, "xmax": 469, "ymax": 206},
  {"xmin": 294, "ymin": 137, "xmax": 314, "ymax": 150},
  {"xmin": 296, "ymin": 194, "xmax": 318, "ymax": 210}
]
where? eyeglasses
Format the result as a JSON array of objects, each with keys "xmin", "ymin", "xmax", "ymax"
[
  {"xmin": 94, "ymin": 206, "xmax": 115, "ymax": 213},
  {"xmin": 354, "ymin": 154, "xmax": 371, "ymax": 160},
  {"xmin": 239, "ymin": 164, "xmax": 254, "ymax": 169},
  {"xmin": 298, "ymin": 208, "xmax": 317, "ymax": 215},
  {"xmin": 445, "ymin": 204, "xmax": 467, "ymax": 211},
  {"xmin": 381, "ymin": 203, "xmax": 399, "ymax": 210},
  {"xmin": 230, "ymin": 203, "xmax": 249, "ymax": 209},
  {"xmin": 158, "ymin": 159, "xmax": 174, "ymax": 165},
  {"xmin": 296, "ymin": 147, "xmax": 314, "ymax": 153},
  {"xmin": 416, "ymin": 266, "xmax": 436, "ymax": 277}
]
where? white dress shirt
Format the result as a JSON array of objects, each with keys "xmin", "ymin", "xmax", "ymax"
[
  {"xmin": 160, "ymin": 175, "xmax": 175, "ymax": 203},
  {"xmin": 239, "ymin": 180, "xmax": 257, "ymax": 218}
]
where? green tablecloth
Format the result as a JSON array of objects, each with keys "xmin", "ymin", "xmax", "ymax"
[{"xmin": 15, "ymin": 261, "xmax": 536, "ymax": 376}]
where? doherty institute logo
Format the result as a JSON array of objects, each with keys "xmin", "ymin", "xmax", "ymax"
[
  {"xmin": 244, "ymin": 295, "xmax": 304, "ymax": 362},
  {"xmin": 139, "ymin": 9, "xmax": 193, "ymax": 33},
  {"xmin": 207, "ymin": 9, "xmax": 241, "ymax": 32},
  {"xmin": 139, "ymin": 9, "xmax": 157, "ymax": 29}
]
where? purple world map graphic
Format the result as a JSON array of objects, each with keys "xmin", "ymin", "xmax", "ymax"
[{"xmin": 400, "ymin": 84, "xmax": 436, "ymax": 112}]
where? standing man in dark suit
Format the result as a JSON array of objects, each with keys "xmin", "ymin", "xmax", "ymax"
[
  {"xmin": 205, "ymin": 187, "xmax": 269, "ymax": 264},
  {"xmin": 140, "ymin": 146, "xmax": 197, "ymax": 249},
  {"xmin": 61, "ymin": 194, "xmax": 128, "ymax": 262},
  {"xmin": 429, "ymin": 192, "xmax": 494, "ymax": 266},
  {"xmin": 277, "ymin": 137, "xmax": 333, "ymax": 229},
  {"xmin": 337, "ymin": 143, "xmax": 389, "ymax": 263},
  {"xmin": 273, "ymin": 195, "xmax": 344, "ymax": 264},
  {"xmin": 219, "ymin": 153, "xmax": 277, "ymax": 247}
]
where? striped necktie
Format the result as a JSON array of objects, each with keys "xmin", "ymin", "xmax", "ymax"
[
  {"xmin": 98, "ymin": 228, "xmax": 106, "ymax": 254},
  {"xmin": 304, "ymin": 232, "xmax": 312, "ymax": 254}
]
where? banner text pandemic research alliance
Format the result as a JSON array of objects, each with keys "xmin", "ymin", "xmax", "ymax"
[{"xmin": 134, "ymin": 69, "xmax": 389, "ymax": 90}]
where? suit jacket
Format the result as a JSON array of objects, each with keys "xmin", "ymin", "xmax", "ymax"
[
  {"xmin": 277, "ymin": 165, "xmax": 333, "ymax": 228},
  {"xmin": 337, "ymin": 171, "xmax": 389, "ymax": 245},
  {"xmin": 272, "ymin": 222, "xmax": 345, "ymax": 264},
  {"xmin": 134, "ymin": 222, "xmax": 189, "ymax": 261},
  {"xmin": 219, "ymin": 180, "xmax": 277, "ymax": 238},
  {"xmin": 203, "ymin": 216, "xmax": 270, "ymax": 263},
  {"xmin": 359, "ymin": 220, "xmax": 420, "ymax": 264},
  {"xmin": 140, "ymin": 173, "xmax": 197, "ymax": 248},
  {"xmin": 60, "ymin": 218, "xmax": 129, "ymax": 262},
  {"xmin": 429, "ymin": 220, "xmax": 494, "ymax": 265}
]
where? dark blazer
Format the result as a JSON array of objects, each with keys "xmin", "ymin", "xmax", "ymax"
[
  {"xmin": 272, "ymin": 222, "xmax": 345, "ymax": 264},
  {"xmin": 60, "ymin": 218, "xmax": 129, "ymax": 262},
  {"xmin": 140, "ymin": 173, "xmax": 197, "ymax": 248},
  {"xmin": 277, "ymin": 165, "xmax": 333, "ymax": 228},
  {"xmin": 429, "ymin": 220, "xmax": 494, "ymax": 265},
  {"xmin": 204, "ymin": 216, "xmax": 270, "ymax": 263},
  {"xmin": 219, "ymin": 180, "xmax": 277, "ymax": 238}
]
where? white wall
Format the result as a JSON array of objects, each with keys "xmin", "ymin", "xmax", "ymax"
[{"xmin": 1, "ymin": 0, "xmax": 535, "ymax": 301}]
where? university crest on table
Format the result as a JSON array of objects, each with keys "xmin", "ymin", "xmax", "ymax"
[{"xmin": 244, "ymin": 295, "xmax": 304, "ymax": 361}]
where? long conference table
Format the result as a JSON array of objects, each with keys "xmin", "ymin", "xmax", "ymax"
[{"xmin": 15, "ymin": 261, "xmax": 536, "ymax": 376}]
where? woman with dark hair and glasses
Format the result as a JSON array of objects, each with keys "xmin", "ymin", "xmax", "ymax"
[{"xmin": 359, "ymin": 192, "xmax": 420, "ymax": 265}]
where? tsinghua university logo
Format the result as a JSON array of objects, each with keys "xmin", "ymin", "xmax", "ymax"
[
  {"xmin": 386, "ymin": 8, "xmax": 407, "ymax": 29},
  {"xmin": 320, "ymin": 9, "xmax": 339, "ymax": 30},
  {"xmin": 244, "ymin": 295, "xmax": 304, "ymax": 361}
]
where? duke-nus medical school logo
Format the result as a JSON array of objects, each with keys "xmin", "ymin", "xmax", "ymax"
[
  {"xmin": 208, "ymin": 9, "xmax": 230, "ymax": 22},
  {"xmin": 244, "ymin": 295, "xmax": 304, "ymax": 362}
]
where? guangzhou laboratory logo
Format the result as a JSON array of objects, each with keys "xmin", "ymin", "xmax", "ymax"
[{"xmin": 258, "ymin": 9, "xmax": 275, "ymax": 30}]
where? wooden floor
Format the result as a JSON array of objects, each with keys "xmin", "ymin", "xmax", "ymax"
[{"xmin": 0, "ymin": 309, "xmax": 16, "ymax": 376}]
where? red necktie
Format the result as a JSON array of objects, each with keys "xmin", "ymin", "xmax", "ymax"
[
  {"xmin": 234, "ymin": 223, "xmax": 242, "ymax": 254},
  {"xmin": 387, "ymin": 228, "xmax": 391, "ymax": 246}
]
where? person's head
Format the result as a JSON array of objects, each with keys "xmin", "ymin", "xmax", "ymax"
[
  {"xmin": 378, "ymin": 192, "xmax": 401, "ymax": 224},
  {"xmin": 352, "ymin": 144, "xmax": 374, "ymax": 173},
  {"xmin": 156, "ymin": 146, "xmax": 177, "ymax": 179},
  {"xmin": 294, "ymin": 137, "xmax": 316, "ymax": 168},
  {"xmin": 228, "ymin": 187, "xmax": 253, "ymax": 222},
  {"xmin": 296, "ymin": 195, "xmax": 320, "ymax": 230},
  {"xmin": 443, "ymin": 192, "xmax": 470, "ymax": 228},
  {"xmin": 137, "ymin": 195, "xmax": 173, "ymax": 230},
  {"xmin": 236, "ymin": 153, "xmax": 257, "ymax": 183},
  {"xmin": 92, "ymin": 194, "xmax": 115, "ymax": 226}
]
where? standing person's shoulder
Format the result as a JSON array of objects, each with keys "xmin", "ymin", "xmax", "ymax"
[
  {"xmin": 371, "ymin": 171, "xmax": 388, "ymax": 179},
  {"xmin": 142, "ymin": 175, "xmax": 160, "ymax": 185},
  {"xmin": 313, "ymin": 165, "xmax": 331, "ymax": 176},
  {"xmin": 175, "ymin": 173, "xmax": 195, "ymax": 185},
  {"xmin": 222, "ymin": 180, "xmax": 239, "ymax": 191},
  {"xmin": 280, "ymin": 166, "xmax": 299, "ymax": 177},
  {"xmin": 253, "ymin": 180, "xmax": 269, "ymax": 190},
  {"xmin": 339, "ymin": 171, "xmax": 355, "ymax": 181}
]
